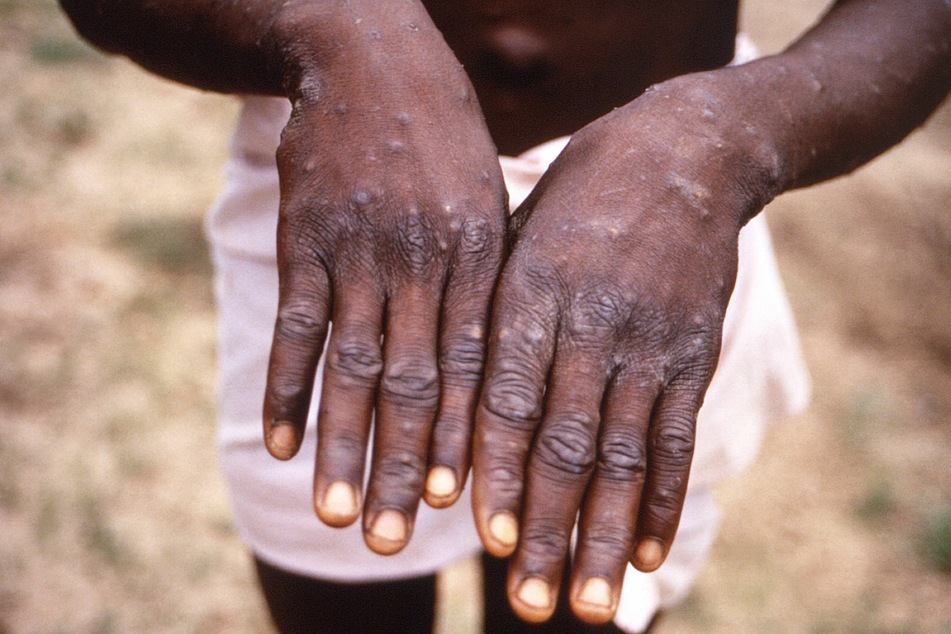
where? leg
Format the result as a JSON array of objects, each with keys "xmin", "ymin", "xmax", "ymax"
[{"xmin": 254, "ymin": 555, "xmax": 437, "ymax": 634}]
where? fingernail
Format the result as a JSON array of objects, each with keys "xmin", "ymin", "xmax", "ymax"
[
  {"xmin": 267, "ymin": 423, "xmax": 297, "ymax": 459},
  {"xmin": 488, "ymin": 511, "xmax": 518, "ymax": 549},
  {"xmin": 320, "ymin": 481, "xmax": 358, "ymax": 522},
  {"xmin": 368, "ymin": 509, "xmax": 408, "ymax": 550},
  {"xmin": 577, "ymin": 577, "xmax": 614, "ymax": 610},
  {"xmin": 635, "ymin": 538, "xmax": 665, "ymax": 571},
  {"xmin": 516, "ymin": 577, "xmax": 552, "ymax": 610},
  {"xmin": 425, "ymin": 466, "xmax": 457, "ymax": 498}
]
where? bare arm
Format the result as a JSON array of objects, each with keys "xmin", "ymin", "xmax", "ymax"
[
  {"xmin": 724, "ymin": 0, "xmax": 951, "ymax": 195},
  {"xmin": 472, "ymin": 0, "xmax": 950, "ymax": 624},
  {"xmin": 59, "ymin": 0, "xmax": 291, "ymax": 94},
  {"xmin": 62, "ymin": 0, "xmax": 508, "ymax": 554}
]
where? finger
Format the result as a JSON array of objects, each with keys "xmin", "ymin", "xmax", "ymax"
[
  {"xmin": 472, "ymin": 290, "xmax": 556, "ymax": 559},
  {"xmin": 569, "ymin": 371, "xmax": 658, "ymax": 624},
  {"xmin": 263, "ymin": 264, "xmax": 331, "ymax": 461},
  {"xmin": 507, "ymin": 350, "xmax": 608, "ymax": 624},
  {"xmin": 632, "ymin": 372, "xmax": 708, "ymax": 572},
  {"xmin": 426, "ymin": 217, "xmax": 502, "ymax": 508},
  {"xmin": 362, "ymin": 285, "xmax": 441, "ymax": 555},
  {"xmin": 312, "ymin": 283, "xmax": 385, "ymax": 529}
]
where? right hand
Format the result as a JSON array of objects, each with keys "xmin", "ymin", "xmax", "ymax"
[{"xmin": 261, "ymin": 1, "xmax": 507, "ymax": 556}]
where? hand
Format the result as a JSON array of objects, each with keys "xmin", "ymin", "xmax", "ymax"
[
  {"xmin": 472, "ymin": 73, "xmax": 779, "ymax": 623},
  {"xmin": 261, "ymin": 4, "xmax": 507, "ymax": 555}
]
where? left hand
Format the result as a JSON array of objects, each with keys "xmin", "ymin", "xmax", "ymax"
[{"xmin": 471, "ymin": 72, "xmax": 780, "ymax": 624}]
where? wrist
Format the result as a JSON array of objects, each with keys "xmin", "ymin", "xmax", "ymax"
[
  {"xmin": 266, "ymin": 0, "xmax": 452, "ymax": 103},
  {"xmin": 598, "ymin": 68, "xmax": 792, "ymax": 230}
]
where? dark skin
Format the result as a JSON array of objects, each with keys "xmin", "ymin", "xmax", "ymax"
[{"xmin": 60, "ymin": 0, "xmax": 951, "ymax": 625}]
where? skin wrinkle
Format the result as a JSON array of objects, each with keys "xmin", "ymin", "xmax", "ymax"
[
  {"xmin": 380, "ymin": 361, "xmax": 439, "ymax": 405},
  {"xmin": 533, "ymin": 418, "xmax": 599, "ymax": 477},
  {"xmin": 482, "ymin": 374, "xmax": 544, "ymax": 429},
  {"xmin": 326, "ymin": 339, "xmax": 384, "ymax": 385},
  {"xmin": 596, "ymin": 432, "xmax": 648, "ymax": 482}
]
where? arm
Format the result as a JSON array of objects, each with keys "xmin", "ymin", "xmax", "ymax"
[
  {"xmin": 62, "ymin": 0, "xmax": 508, "ymax": 553},
  {"xmin": 472, "ymin": 0, "xmax": 950, "ymax": 624}
]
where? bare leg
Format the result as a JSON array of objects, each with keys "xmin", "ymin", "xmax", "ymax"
[{"xmin": 253, "ymin": 555, "xmax": 437, "ymax": 634}]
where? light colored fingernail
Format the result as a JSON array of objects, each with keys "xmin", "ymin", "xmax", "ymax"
[
  {"xmin": 488, "ymin": 511, "xmax": 518, "ymax": 548},
  {"xmin": 320, "ymin": 481, "xmax": 358, "ymax": 521},
  {"xmin": 635, "ymin": 538, "xmax": 665, "ymax": 571},
  {"xmin": 425, "ymin": 466, "xmax": 457, "ymax": 498},
  {"xmin": 370, "ymin": 509, "xmax": 408, "ymax": 544},
  {"xmin": 517, "ymin": 577, "xmax": 552, "ymax": 610},
  {"xmin": 577, "ymin": 577, "xmax": 614, "ymax": 610},
  {"xmin": 267, "ymin": 423, "xmax": 297, "ymax": 459}
]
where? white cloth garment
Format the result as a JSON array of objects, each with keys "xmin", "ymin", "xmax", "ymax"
[{"xmin": 205, "ymin": 35, "xmax": 810, "ymax": 631}]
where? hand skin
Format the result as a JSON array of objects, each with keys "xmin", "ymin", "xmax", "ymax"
[
  {"xmin": 60, "ymin": 0, "xmax": 508, "ymax": 554},
  {"xmin": 59, "ymin": 0, "xmax": 951, "ymax": 626},
  {"xmin": 471, "ymin": 0, "xmax": 951, "ymax": 625}
]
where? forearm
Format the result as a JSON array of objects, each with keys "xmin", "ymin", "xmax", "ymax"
[
  {"xmin": 739, "ymin": 0, "xmax": 951, "ymax": 194},
  {"xmin": 58, "ymin": 0, "xmax": 446, "ymax": 97}
]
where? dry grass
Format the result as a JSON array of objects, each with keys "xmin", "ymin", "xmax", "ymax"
[{"xmin": 2, "ymin": 1, "xmax": 950, "ymax": 632}]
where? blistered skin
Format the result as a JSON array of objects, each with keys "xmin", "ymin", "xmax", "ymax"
[{"xmin": 58, "ymin": 0, "xmax": 951, "ymax": 626}]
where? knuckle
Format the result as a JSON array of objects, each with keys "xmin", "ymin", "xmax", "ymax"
[
  {"xmin": 459, "ymin": 216, "xmax": 501, "ymax": 262},
  {"xmin": 571, "ymin": 285, "xmax": 628, "ymax": 334},
  {"xmin": 671, "ymin": 327, "xmax": 721, "ymax": 368},
  {"xmin": 597, "ymin": 430, "xmax": 648, "ymax": 482},
  {"xmin": 326, "ymin": 339, "xmax": 383, "ymax": 384},
  {"xmin": 374, "ymin": 450, "xmax": 426, "ymax": 490},
  {"xmin": 584, "ymin": 525, "xmax": 634, "ymax": 557},
  {"xmin": 520, "ymin": 520, "xmax": 572, "ymax": 560},
  {"xmin": 394, "ymin": 210, "xmax": 439, "ymax": 275},
  {"xmin": 321, "ymin": 428, "xmax": 366, "ymax": 462},
  {"xmin": 267, "ymin": 378, "xmax": 311, "ymax": 416},
  {"xmin": 534, "ymin": 416, "xmax": 599, "ymax": 477},
  {"xmin": 274, "ymin": 298, "xmax": 328, "ymax": 345},
  {"xmin": 431, "ymin": 413, "xmax": 469, "ymax": 445},
  {"xmin": 652, "ymin": 418, "xmax": 696, "ymax": 468},
  {"xmin": 380, "ymin": 358, "xmax": 439, "ymax": 406},
  {"xmin": 482, "ymin": 372, "xmax": 543, "ymax": 430},
  {"xmin": 440, "ymin": 328, "xmax": 485, "ymax": 383},
  {"xmin": 486, "ymin": 460, "xmax": 525, "ymax": 490},
  {"xmin": 642, "ymin": 478, "xmax": 685, "ymax": 525}
]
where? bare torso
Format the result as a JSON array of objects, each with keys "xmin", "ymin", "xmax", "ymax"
[{"xmin": 423, "ymin": 0, "xmax": 740, "ymax": 153}]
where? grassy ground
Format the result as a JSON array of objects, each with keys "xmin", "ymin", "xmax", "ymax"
[{"xmin": 1, "ymin": 1, "xmax": 950, "ymax": 632}]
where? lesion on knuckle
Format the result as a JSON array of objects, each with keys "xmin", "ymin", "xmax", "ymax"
[
  {"xmin": 597, "ymin": 431, "xmax": 648, "ymax": 482},
  {"xmin": 380, "ymin": 359, "xmax": 439, "ymax": 406},
  {"xmin": 326, "ymin": 339, "xmax": 383, "ymax": 384},
  {"xmin": 534, "ymin": 418, "xmax": 599, "ymax": 477}
]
